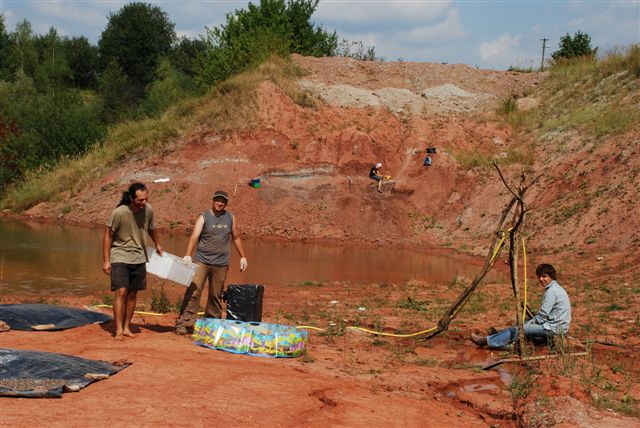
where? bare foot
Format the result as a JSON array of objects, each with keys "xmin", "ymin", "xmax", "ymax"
[
  {"xmin": 114, "ymin": 332, "xmax": 124, "ymax": 341},
  {"xmin": 123, "ymin": 330, "xmax": 137, "ymax": 338}
]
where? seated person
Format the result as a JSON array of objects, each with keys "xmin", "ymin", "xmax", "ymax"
[
  {"xmin": 471, "ymin": 263, "xmax": 571, "ymax": 348},
  {"xmin": 369, "ymin": 162, "xmax": 384, "ymax": 192}
]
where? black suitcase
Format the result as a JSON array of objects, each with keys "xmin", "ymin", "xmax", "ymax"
[{"xmin": 224, "ymin": 284, "xmax": 264, "ymax": 322}]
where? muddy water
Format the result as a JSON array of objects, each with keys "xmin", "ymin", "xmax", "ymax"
[{"xmin": 0, "ymin": 219, "xmax": 501, "ymax": 297}]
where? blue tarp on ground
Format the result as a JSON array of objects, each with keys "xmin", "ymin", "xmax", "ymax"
[
  {"xmin": 0, "ymin": 304, "xmax": 112, "ymax": 331},
  {"xmin": 0, "ymin": 348, "xmax": 129, "ymax": 398}
]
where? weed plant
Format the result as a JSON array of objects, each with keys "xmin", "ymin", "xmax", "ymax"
[{"xmin": 150, "ymin": 285, "xmax": 173, "ymax": 313}]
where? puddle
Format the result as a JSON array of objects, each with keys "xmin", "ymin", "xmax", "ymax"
[{"xmin": 0, "ymin": 218, "xmax": 503, "ymax": 295}]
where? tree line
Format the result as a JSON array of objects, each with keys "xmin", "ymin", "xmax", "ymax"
[{"xmin": 0, "ymin": 0, "xmax": 375, "ymax": 194}]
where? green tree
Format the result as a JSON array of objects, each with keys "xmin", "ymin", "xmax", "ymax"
[
  {"xmin": 8, "ymin": 19, "xmax": 38, "ymax": 77},
  {"xmin": 552, "ymin": 31, "xmax": 597, "ymax": 61},
  {"xmin": 98, "ymin": 2, "xmax": 176, "ymax": 90},
  {"xmin": 98, "ymin": 60, "xmax": 137, "ymax": 123},
  {"xmin": 170, "ymin": 36, "xmax": 207, "ymax": 77},
  {"xmin": 33, "ymin": 27, "xmax": 73, "ymax": 90},
  {"xmin": 198, "ymin": 0, "xmax": 337, "ymax": 86},
  {"xmin": 0, "ymin": 15, "xmax": 12, "ymax": 80},
  {"xmin": 140, "ymin": 58, "xmax": 200, "ymax": 117},
  {"xmin": 0, "ymin": 71, "xmax": 104, "ymax": 193},
  {"xmin": 62, "ymin": 36, "xmax": 99, "ymax": 88}
]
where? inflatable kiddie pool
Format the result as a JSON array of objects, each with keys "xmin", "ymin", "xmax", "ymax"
[{"xmin": 193, "ymin": 318, "xmax": 307, "ymax": 358}]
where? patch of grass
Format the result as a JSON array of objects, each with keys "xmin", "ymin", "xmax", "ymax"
[
  {"xmin": 557, "ymin": 202, "xmax": 588, "ymax": 222},
  {"xmin": 510, "ymin": 369, "xmax": 535, "ymax": 399},
  {"xmin": 413, "ymin": 357, "xmax": 438, "ymax": 367},
  {"xmin": 604, "ymin": 303, "xmax": 623, "ymax": 312},
  {"xmin": 150, "ymin": 285, "xmax": 173, "ymax": 313},
  {"xmin": 100, "ymin": 292, "xmax": 114, "ymax": 306},
  {"xmin": 497, "ymin": 95, "xmax": 518, "ymax": 115},
  {"xmin": 297, "ymin": 280, "xmax": 323, "ymax": 287},
  {"xmin": 396, "ymin": 296, "xmax": 430, "ymax": 312},
  {"xmin": 450, "ymin": 148, "xmax": 494, "ymax": 169},
  {"xmin": 408, "ymin": 212, "xmax": 441, "ymax": 233}
]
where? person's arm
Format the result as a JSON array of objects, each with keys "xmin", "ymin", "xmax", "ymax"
[
  {"xmin": 183, "ymin": 215, "xmax": 204, "ymax": 261},
  {"xmin": 527, "ymin": 286, "xmax": 555, "ymax": 325},
  {"xmin": 102, "ymin": 226, "xmax": 113, "ymax": 275},
  {"xmin": 149, "ymin": 228, "xmax": 163, "ymax": 256},
  {"xmin": 231, "ymin": 215, "xmax": 247, "ymax": 271}
]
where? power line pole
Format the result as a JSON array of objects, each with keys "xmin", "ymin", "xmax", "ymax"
[{"xmin": 540, "ymin": 38, "xmax": 550, "ymax": 72}]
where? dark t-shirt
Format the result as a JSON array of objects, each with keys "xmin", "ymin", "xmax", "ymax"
[
  {"xmin": 369, "ymin": 166, "xmax": 380, "ymax": 179},
  {"xmin": 195, "ymin": 210, "xmax": 233, "ymax": 267}
]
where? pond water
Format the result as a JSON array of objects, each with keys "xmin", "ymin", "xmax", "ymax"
[{"xmin": 0, "ymin": 218, "xmax": 500, "ymax": 297}]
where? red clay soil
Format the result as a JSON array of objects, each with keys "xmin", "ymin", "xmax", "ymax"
[{"xmin": 3, "ymin": 55, "xmax": 639, "ymax": 426}]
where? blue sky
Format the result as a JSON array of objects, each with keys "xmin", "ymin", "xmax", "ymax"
[{"xmin": 2, "ymin": 0, "xmax": 639, "ymax": 70}]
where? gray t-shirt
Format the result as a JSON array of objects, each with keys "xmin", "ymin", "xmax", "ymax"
[
  {"xmin": 106, "ymin": 203, "xmax": 154, "ymax": 264},
  {"xmin": 194, "ymin": 210, "xmax": 233, "ymax": 267}
]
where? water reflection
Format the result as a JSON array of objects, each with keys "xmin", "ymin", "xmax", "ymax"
[{"xmin": 0, "ymin": 219, "xmax": 500, "ymax": 296}]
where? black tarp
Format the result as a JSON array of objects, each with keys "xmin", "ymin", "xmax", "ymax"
[
  {"xmin": 224, "ymin": 284, "xmax": 264, "ymax": 322},
  {"xmin": 0, "ymin": 348, "xmax": 129, "ymax": 398},
  {"xmin": 0, "ymin": 304, "xmax": 112, "ymax": 331}
]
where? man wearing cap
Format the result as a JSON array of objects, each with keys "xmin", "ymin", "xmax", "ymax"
[
  {"xmin": 175, "ymin": 190, "xmax": 248, "ymax": 335},
  {"xmin": 369, "ymin": 162, "xmax": 384, "ymax": 192}
]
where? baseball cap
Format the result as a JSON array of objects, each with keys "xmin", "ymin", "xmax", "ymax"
[{"xmin": 212, "ymin": 190, "xmax": 229, "ymax": 201}]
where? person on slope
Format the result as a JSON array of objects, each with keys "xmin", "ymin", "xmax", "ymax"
[{"xmin": 369, "ymin": 162, "xmax": 385, "ymax": 193}]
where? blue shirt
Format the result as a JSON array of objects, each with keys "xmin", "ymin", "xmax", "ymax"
[{"xmin": 527, "ymin": 280, "xmax": 571, "ymax": 334}]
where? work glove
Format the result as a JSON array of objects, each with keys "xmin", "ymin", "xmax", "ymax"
[
  {"xmin": 240, "ymin": 257, "xmax": 248, "ymax": 272},
  {"xmin": 183, "ymin": 255, "xmax": 192, "ymax": 264}
]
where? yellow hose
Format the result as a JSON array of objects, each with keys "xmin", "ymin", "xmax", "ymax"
[
  {"xmin": 522, "ymin": 237, "xmax": 528, "ymax": 324},
  {"xmin": 93, "ymin": 304, "xmax": 164, "ymax": 316},
  {"xmin": 296, "ymin": 324, "xmax": 438, "ymax": 338}
]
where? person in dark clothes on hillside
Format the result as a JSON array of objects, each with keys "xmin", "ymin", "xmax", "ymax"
[{"xmin": 369, "ymin": 162, "xmax": 384, "ymax": 192}]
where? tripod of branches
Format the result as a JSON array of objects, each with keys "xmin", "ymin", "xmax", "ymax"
[{"xmin": 424, "ymin": 162, "xmax": 541, "ymax": 355}]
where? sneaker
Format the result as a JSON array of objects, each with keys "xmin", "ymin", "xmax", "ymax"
[
  {"xmin": 470, "ymin": 332, "xmax": 487, "ymax": 347},
  {"xmin": 175, "ymin": 326, "xmax": 189, "ymax": 336},
  {"xmin": 376, "ymin": 188, "xmax": 382, "ymax": 193}
]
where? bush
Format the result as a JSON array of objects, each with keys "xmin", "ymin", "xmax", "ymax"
[
  {"xmin": 198, "ymin": 0, "xmax": 337, "ymax": 86},
  {"xmin": 139, "ymin": 58, "xmax": 201, "ymax": 117}
]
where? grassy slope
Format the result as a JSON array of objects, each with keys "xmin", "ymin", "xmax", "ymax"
[{"xmin": 1, "ymin": 56, "xmax": 309, "ymax": 210}]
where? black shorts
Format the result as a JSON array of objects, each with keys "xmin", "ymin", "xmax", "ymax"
[
  {"xmin": 370, "ymin": 175, "xmax": 382, "ymax": 182},
  {"xmin": 111, "ymin": 263, "xmax": 147, "ymax": 292}
]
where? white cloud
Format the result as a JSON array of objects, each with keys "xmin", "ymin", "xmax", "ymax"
[
  {"xmin": 478, "ymin": 33, "xmax": 522, "ymax": 61},
  {"xmin": 315, "ymin": 0, "xmax": 452, "ymax": 26},
  {"xmin": 403, "ymin": 8, "xmax": 467, "ymax": 45}
]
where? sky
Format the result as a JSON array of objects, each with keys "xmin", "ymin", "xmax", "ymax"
[{"xmin": 1, "ymin": 0, "xmax": 639, "ymax": 70}]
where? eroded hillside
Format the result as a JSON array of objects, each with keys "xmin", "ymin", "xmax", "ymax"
[{"xmin": 17, "ymin": 54, "xmax": 639, "ymax": 282}]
